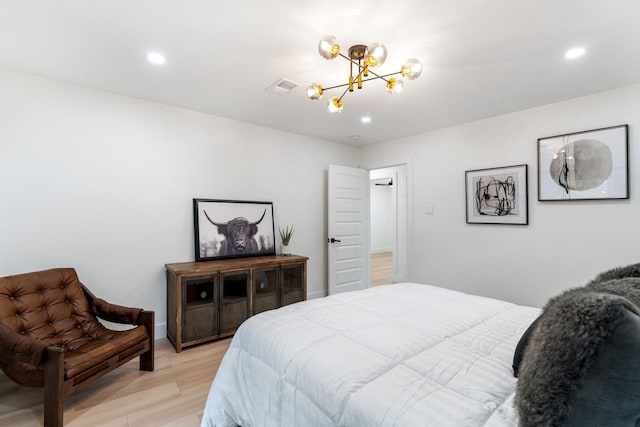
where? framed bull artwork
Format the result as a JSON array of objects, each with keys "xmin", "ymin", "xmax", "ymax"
[{"xmin": 193, "ymin": 199, "xmax": 276, "ymax": 261}]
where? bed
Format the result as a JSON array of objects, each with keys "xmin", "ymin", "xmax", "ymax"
[{"xmin": 201, "ymin": 283, "xmax": 540, "ymax": 427}]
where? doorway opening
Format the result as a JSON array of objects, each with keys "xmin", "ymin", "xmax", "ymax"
[{"xmin": 369, "ymin": 165, "xmax": 408, "ymax": 286}]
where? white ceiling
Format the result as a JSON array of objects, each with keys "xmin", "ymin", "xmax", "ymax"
[{"xmin": 1, "ymin": 0, "xmax": 640, "ymax": 146}]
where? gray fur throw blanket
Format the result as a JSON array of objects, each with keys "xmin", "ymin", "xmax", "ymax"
[
  {"xmin": 587, "ymin": 262, "xmax": 640, "ymax": 287},
  {"xmin": 516, "ymin": 263, "xmax": 640, "ymax": 426}
]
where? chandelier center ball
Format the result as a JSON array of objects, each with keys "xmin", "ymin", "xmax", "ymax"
[{"xmin": 348, "ymin": 45, "xmax": 368, "ymax": 60}]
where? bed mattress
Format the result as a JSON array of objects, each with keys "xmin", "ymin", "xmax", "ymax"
[{"xmin": 202, "ymin": 283, "xmax": 540, "ymax": 427}]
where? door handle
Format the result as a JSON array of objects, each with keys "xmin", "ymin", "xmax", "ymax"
[{"xmin": 328, "ymin": 237, "xmax": 341, "ymax": 243}]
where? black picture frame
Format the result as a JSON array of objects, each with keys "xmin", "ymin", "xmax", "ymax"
[
  {"xmin": 465, "ymin": 164, "xmax": 529, "ymax": 225},
  {"xmin": 193, "ymin": 199, "xmax": 276, "ymax": 262},
  {"xmin": 537, "ymin": 124, "xmax": 629, "ymax": 201}
]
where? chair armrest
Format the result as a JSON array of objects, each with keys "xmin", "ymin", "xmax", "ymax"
[
  {"xmin": 0, "ymin": 323, "xmax": 50, "ymax": 367},
  {"xmin": 91, "ymin": 298, "xmax": 143, "ymax": 325}
]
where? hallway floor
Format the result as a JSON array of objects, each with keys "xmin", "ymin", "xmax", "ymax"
[{"xmin": 371, "ymin": 252, "xmax": 393, "ymax": 286}]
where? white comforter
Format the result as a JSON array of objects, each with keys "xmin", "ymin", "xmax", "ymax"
[{"xmin": 202, "ymin": 283, "xmax": 539, "ymax": 427}]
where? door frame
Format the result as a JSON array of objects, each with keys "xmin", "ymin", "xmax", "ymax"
[{"xmin": 369, "ymin": 163, "xmax": 410, "ymax": 283}]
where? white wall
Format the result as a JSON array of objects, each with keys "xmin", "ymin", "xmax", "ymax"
[
  {"xmin": 0, "ymin": 69, "xmax": 359, "ymax": 338},
  {"xmin": 360, "ymin": 84, "xmax": 640, "ymax": 308},
  {"xmin": 3, "ymin": 67, "xmax": 638, "ymax": 317}
]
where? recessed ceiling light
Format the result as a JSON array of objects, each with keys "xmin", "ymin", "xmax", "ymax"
[
  {"xmin": 361, "ymin": 116, "xmax": 372, "ymax": 124},
  {"xmin": 147, "ymin": 52, "xmax": 166, "ymax": 65},
  {"xmin": 565, "ymin": 47, "xmax": 586, "ymax": 60}
]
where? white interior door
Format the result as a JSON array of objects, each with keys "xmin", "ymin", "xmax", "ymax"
[{"xmin": 328, "ymin": 164, "xmax": 370, "ymax": 295}]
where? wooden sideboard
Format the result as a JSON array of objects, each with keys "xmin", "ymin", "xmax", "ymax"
[{"xmin": 165, "ymin": 254, "xmax": 308, "ymax": 352}]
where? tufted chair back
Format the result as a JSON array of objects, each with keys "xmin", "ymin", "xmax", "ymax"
[
  {"xmin": 0, "ymin": 268, "xmax": 97, "ymax": 347},
  {"xmin": 0, "ymin": 268, "xmax": 107, "ymax": 385},
  {"xmin": 0, "ymin": 268, "xmax": 154, "ymax": 427}
]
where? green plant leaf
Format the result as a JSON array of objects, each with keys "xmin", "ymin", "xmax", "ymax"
[{"xmin": 278, "ymin": 225, "xmax": 294, "ymax": 245}]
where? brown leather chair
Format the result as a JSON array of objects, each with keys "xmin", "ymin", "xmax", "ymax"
[{"xmin": 0, "ymin": 268, "xmax": 154, "ymax": 427}]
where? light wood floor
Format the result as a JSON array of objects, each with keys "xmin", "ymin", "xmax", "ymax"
[
  {"xmin": 371, "ymin": 251, "xmax": 393, "ymax": 286},
  {"xmin": 0, "ymin": 338, "xmax": 232, "ymax": 427},
  {"xmin": 1, "ymin": 258, "xmax": 393, "ymax": 426}
]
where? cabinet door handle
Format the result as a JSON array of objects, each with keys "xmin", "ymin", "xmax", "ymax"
[{"xmin": 328, "ymin": 237, "xmax": 341, "ymax": 243}]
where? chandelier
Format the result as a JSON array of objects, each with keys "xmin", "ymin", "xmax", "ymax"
[{"xmin": 306, "ymin": 35, "xmax": 423, "ymax": 113}]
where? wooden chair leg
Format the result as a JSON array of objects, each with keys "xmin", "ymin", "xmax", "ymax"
[
  {"xmin": 138, "ymin": 310, "xmax": 155, "ymax": 371},
  {"xmin": 44, "ymin": 347, "xmax": 64, "ymax": 427}
]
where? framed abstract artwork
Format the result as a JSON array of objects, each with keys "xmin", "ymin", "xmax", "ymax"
[
  {"xmin": 193, "ymin": 199, "xmax": 276, "ymax": 262},
  {"xmin": 465, "ymin": 164, "xmax": 528, "ymax": 225},
  {"xmin": 537, "ymin": 124, "xmax": 628, "ymax": 201}
]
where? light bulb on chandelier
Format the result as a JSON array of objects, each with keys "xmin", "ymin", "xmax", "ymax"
[
  {"xmin": 307, "ymin": 82, "xmax": 323, "ymax": 100},
  {"xmin": 386, "ymin": 77, "xmax": 405, "ymax": 95},
  {"xmin": 327, "ymin": 97, "xmax": 343, "ymax": 113},
  {"xmin": 306, "ymin": 35, "xmax": 422, "ymax": 113}
]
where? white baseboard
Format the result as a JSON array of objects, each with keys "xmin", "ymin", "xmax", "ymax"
[{"xmin": 307, "ymin": 290, "xmax": 326, "ymax": 299}]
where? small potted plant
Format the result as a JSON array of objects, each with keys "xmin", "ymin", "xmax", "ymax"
[{"xmin": 278, "ymin": 225, "xmax": 294, "ymax": 256}]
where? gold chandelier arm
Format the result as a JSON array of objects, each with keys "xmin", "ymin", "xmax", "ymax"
[
  {"xmin": 339, "ymin": 53, "xmax": 398, "ymax": 83},
  {"xmin": 324, "ymin": 64, "xmax": 367, "ymax": 92},
  {"xmin": 365, "ymin": 71, "xmax": 402, "ymax": 80},
  {"xmin": 321, "ymin": 53, "xmax": 402, "ymax": 93},
  {"xmin": 322, "ymin": 71, "xmax": 402, "ymax": 92},
  {"xmin": 323, "ymin": 82, "xmax": 351, "ymax": 91},
  {"xmin": 359, "ymin": 68, "xmax": 393, "ymax": 83},
  {"xmin": 337, "ymin": 86, "xmax": 350, "ymax": 102}
]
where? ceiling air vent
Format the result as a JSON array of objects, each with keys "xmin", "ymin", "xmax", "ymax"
[{"xmin": 265, "ymin": 78, "xmax": 299, "ymax": 96}]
